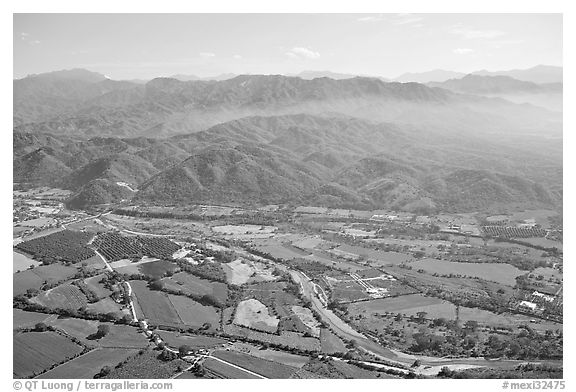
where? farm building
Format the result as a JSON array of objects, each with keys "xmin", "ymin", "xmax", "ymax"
[{"xmin": 519, "ymin": 301, "xmax": 538, "ymax": 311}]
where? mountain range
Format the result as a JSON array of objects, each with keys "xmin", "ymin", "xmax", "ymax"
[
  {"xmin": 428, "ymin": 74, "xmax": 562, "ymax": 112},
  {"xmin": 394, "ymin": 65, "xmax": 562, "ymax": 84},
  {"xmin": 13, "ymin": 67, "xmax": 563, "ymax": 213}
]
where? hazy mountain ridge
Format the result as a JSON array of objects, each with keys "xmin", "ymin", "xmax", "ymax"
[
  {"xmin": 13, "ymin": 112, "xmax": 562, "ymax": 212},
  {"xmin": 14, "ymin": 69, "xmax": 561, "ymax": 139},
  {"xmin": 472, "ymin": 65, "xmax": 562, "ymax": 84},
  {"xmin": 428, "ymin": 74, "xmax": 563, "ymax": 112}
]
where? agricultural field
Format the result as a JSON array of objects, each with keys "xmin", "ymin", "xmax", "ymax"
[
  {"xmin": 291, "ymin": 236, "xmax": 323, "ymax": 250},
  {"xmin": 303, "ymin": 252, "xmax": 366, "ymax": 272},
  {"xmin": 330, "ymin": 280, "xmax": 371, "ymax": 302},
  {"xmin": 97, "ymin": 324, "xmax": 150, "ymax": 348},
  {"xmin": 45, "ymin": 317, "xmax": 98, "ymax": 344},
  {"xmin": 319, "ymin": 328, "xmax": 347, "ymax": 354},
  {"xmin": 103, "ymin": 214, "xmax": 209, "ymax": 237},
  {"xmin": 531, "ymin": 267, "xmax": 563, "ymax": 281},
  {"xmin": 335, "ymin": 244, "xmax": 413, "ymax": 265},
  {"xmin": 163, "ymin": 272, "xmax": 228, "ymax": 303},
  {"xmin": 228, "ymin": 342, "xmax": 310, "ymax": 368},
  {"xmin": 347, "ymin": 293, "xmax": 561, "ymax": 332},
  {"xmin": 157, "ymin": 331, "xmax": 226, "ymax": 349},
  {"xmin": 348, "ymin": 294, "xmax": 448, "ymax": 315},
  {"xmin": 86, "ymin": 298, "xmax": 124, "ymax": 316},
  {"xmin": 167, "ymin": 294, "xmax": 220, "ymax": 328},
  {"xmin": 301, "ymin": 358, "xmax": 398, "ymax": 379},
  {"xmin": 291, "ymin": 306, "xmax": 321, "ymax": 337},
  {"xmin": 13, "ymin": 331, "xmax": 84, "ymax": 378},
  {"xmin": 138, "ymin": 259, "xmax": 179, "ymax": 279},
  {"xmin": 518, "ymin": 237, "xmax": 563, "ymax": 250},
  {"xmin": 295, "ymin": 206, "xmax": 329, "ymax": 214},
  {"xmin": 212, "ymin": 224, "xmax": 277, "ymax": 239},
  {"xmin": 129, "ymin": 280, "xmax": 182, "ymax": 327},
  {"xmin": 408, "ymin": 259, "xmax": 525, "ymax": 286},
  {"xmin": 202, "ymin": 358, "xmax": 261, "ymax": 379},
  {"xmin": 77, "ymin": 255, "xmax": 108, "ymax": 271},
  {"xmin": 37, "ymin": 348, "xmax": 139, "ymax": 379},
  {"xmin": 251, "ymin": 238, "xmax": 311, "ymax": 261},
  {"xmin": 234, "ymin": 299, "xmax": 279, "ymax": 333},
  {"xmin": 222, "ymin": 259, "xmax": 254, "ymax": 285},
  {"xmin": 65, "ymin": 219, "xmax": 111, "ymax": 232},
  {"xmin": 13, "ymin": 309, "xmax": 53, "ymax": 330},
  {"xmin": 509, "ymin": 209, "xmax": 558, "ymax": 229},
  {"xmin": 223, "ymin": 308, "xmax": 321, "ymax": 352},
  {"xmin": 109, "ymin": 256, "xmax": 157, "ymax": 271},
  {"xmin": 84, "ymin": 274, "xmax": 113, "ymax": 299},
  {"xmin": 93, "ymin": 232, "xmax": 180, "ymax": 262},
  {"xmin": 222, "ymin": 258, "xmax": 277, "ymax": 285},
  {"xmin": 198, "ymin": 205, "xmax": 237, "ymax": 216},
  {"xmin": 212, "ymin": 350, "xmax": 299, "ymax": 379},
  {"xmin": 13, "ymin": 264, "xmax": 78, "ymax": 296},
  {"xmin": 15, "ymin": 229, "xmax": 95, "ymax": 264},
  {"xmin": 31, "ymin": 284, "xmax": 88, "ymax": 310},
  {"xmin": 13, "ymin": 250, "xmax": 40, "ymax": 273},
  {"xmin": 102, "ymin": 349, "xmax": 187, "ymax": 379},
  {"xmin": 16, "ymin": 217, "xmax": 57, "ymax": 228}
]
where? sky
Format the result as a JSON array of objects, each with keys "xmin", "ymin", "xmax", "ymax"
[{"xmin": 13, "ymin": 13, "xmax": 563, "ymax": 80}]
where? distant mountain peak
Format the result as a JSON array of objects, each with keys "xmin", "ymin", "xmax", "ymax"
[
  {"xmin": 19, "ymin": 68, "xmax": 107, "ymax": 83},
  {"xmin": 394, "ymin": 69, "xmax": 466, "ymax": 83},
  {"xmin": 472, "ymin": 65, "xmax": 562, "ymax": 84}
]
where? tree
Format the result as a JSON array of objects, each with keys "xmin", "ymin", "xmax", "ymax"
[
  {"xmin": 34, "ymin": 322, "xmax": 48, "ymax": 332},
  {"xmin": 26, "ymin": 288, "xmax": 40, "ymax": 298},
  {"xmin": 178, "ymin": 345, "xmax": 192, "ymax": 357},
  {"xmin": 149, "ymin": 279, "xmax": 164, "ymax": 291},
  {"xmin": 97, "ymin": 324, "xmax": 110, "ymax": 338},
  {"xmin": 158, "ymin": 348, "xmax": 178, "ymax": 361},
  {"xmin": 464, "ymin": 320, "xmax": 478, "ymax": 332},
  {"xmin": 95, "ymin": 365, "xmax": 112, "ymax": 378}
]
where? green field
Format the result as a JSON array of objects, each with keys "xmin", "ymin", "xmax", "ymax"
[
  {"xmin": 37, "ymin": 348, "xmax": 139, "ymax": 379},
  {"xmin": 165, "ymin": 272, "xmax": 228, "ymax": 303},
  {"xmin": 47, "ymin": 317, "xmax": 99, "ymax": 344},
  {"xmin": 348, "ymin": 294, "xmax": 562, "ymax": 331},
  {"xmin": 336, "ymin": 244, "xmax": 413, "ymax": 265},
  {"xmin": 86, "ymin": 298, "xmax": 124, "ymax": 316},
  {"xmin": 212, "ymin": 350, "xmax": 298, "ymax": 378},
  {"xmin": 13, "ymin": 264, "xmax": 78, "ymax": 296},
  {"xmin": 102, "ymin": 349, "xmax": 187, "ymax": 379},
  {"xmin": 98, "ymin": 324, "xmax": 150, "ymax": 348},
  {"xmin": 519, "ymin": 237, "xmax": 563, "ymax": 250},
  {"xmin": 349, "ymin": 294, "xmax": 445, "ymax": 314},
  {"xmin": 130, "ymin": 280, "xmax": 182, "ymax": 327},
  {"xmin": 32, "ymin": 284, "xmax": 88, "ymax": 310},
  {"xmin": 167, "ymin": 294, "xmax": 220, "ymax": 328},
  {"xmin": 13, "ymin": 309, "xmax": 52, "ymax": 330},
  {"xmin": 409, "ymin": 258, "xmax": 524, "ymax": 286},
  {"xmin": 138, "ymin": 260, "xmax": 179, "ymax": 279},
  {"xmin": 203, "ymin": 358, "xmax": 261, "ymax": 379},
  {"xmin": 223, "ymin": 308, "xmax": 321, "ymax": 352},
  {"xmin": 319, "ymin": 328, "xmax": 347, "ymax": 354},
  {"xmin": 13, "ymin": 250, "xmax": 40, "ymax": 273},
  {"xmin": 231, "ymin": 344, "xmax": 310, "ymax": 368},
  {"xmin": 158, "ymin": 331, "xmax": 226, "ymax": 349},
  {"xmin": 84, "ymin": 274, "xmax": 113, "ymax": 299},
  {"xmin": 13, "ymin": 331, "xmax": 84, "ymax": 378}
]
